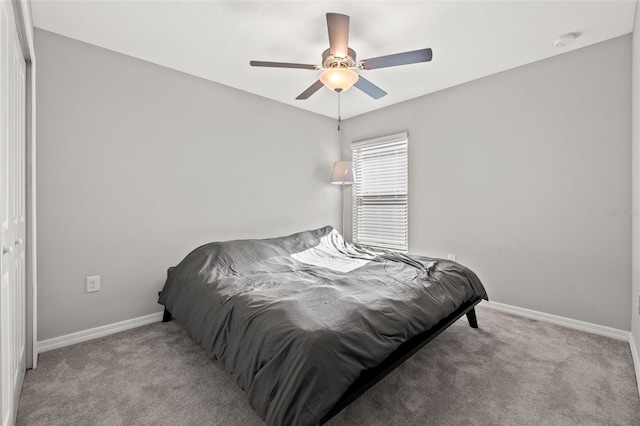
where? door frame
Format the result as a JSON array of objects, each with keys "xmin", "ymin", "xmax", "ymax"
[{"xmin": 10, "ymin": 0, "xmax": 36, "ymax": 369}]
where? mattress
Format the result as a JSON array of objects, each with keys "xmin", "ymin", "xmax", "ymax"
[{"xmin": 158, "ymin": 226, "xmax": 487, "ymax": 425}]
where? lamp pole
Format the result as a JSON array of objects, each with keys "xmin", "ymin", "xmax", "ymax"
[
  {"xmin": 331, "ymin": 161, "xmax": 355, "ymax": 236},
  {"xmin": 341, "ymin": 184, "xmax": 345, "ymax": 235}
]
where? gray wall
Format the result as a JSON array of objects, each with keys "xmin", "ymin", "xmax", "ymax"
[
  {"xmin": 35, "ymin": 30, "xmax": 341, "ymax": 340},
  {"xmin": 341, "ymin": 35, "xmax": 632, "ymax": 330},
  {"xmin": 632, "ymin": 1, "xmax": 640, "ymax": 355},
  {"xmin": 36, "ymin": 27, "xmax": 633, "ymax": 339}
]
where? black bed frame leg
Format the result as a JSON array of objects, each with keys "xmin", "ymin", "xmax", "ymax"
[
  {"xmin": 162, "ymin": 307, "xmax": 172, "ymax": 322},
  {"xmin": 466, "ymin": 308, "xmax": 478, "ymax": 329}
]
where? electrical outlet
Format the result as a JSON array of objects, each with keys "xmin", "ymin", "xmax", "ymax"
[
  {"xmin": 86, "ymin": 276, "xmax": 100, "ymax": 293},
  {"xmin": 447, "ymin": 254, "xmax": 457, "ymax": 262}
]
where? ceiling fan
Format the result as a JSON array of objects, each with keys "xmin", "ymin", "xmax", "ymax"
[{"xmin": 250, "ymin": 13, "xmax": 433, "ymax": 100}]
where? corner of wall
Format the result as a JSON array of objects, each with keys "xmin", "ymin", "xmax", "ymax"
[{"xmin": 631, "ymin": 0, "xmax": 640, "ymax": 371}]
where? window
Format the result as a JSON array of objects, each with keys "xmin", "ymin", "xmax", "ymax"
[{"xmin": 351, "ymin": 132, "xmax": 408, "ymax": 253}]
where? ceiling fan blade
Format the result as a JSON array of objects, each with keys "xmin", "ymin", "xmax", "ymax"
[
  {"xmin": 326, "ymin": 13, "xmax": 350, "ymax": 57},
  {"xmin": 354, "ymin": 76, "xmax": 387, "ymax": 100},
  {"xmin": 250, "ymin": 61, "xmax": 317, "ymax": 70},
  {"xmin": 296, "ymin": 80, "xmax": 325, "ymax": 100},
  {"xmin": 361, "ymin": 48, "xmax": 433, "ymax": 70}
]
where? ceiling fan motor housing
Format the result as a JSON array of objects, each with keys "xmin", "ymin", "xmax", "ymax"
[{"xmin": 322, "ymin": 48, "xmax": 357, "ymax": 69}]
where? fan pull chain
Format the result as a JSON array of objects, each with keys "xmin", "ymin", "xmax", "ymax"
[{"xmin": 337, "ymin": 89, "xmax": 342, "ymax": 131}]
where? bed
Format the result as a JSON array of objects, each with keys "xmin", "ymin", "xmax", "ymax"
[{"xmin": 158, "ymin": 226, "xmax": 487, "ymax": 425}]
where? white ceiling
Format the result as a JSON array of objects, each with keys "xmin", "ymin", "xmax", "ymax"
[{"xmin": 31, "ymin": 0, "xmax": 636, "ymax": 119}]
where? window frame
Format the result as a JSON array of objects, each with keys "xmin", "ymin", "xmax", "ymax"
[{"xmin": 351, "ymin": 132, "xmax": 408, "ymax": 253}]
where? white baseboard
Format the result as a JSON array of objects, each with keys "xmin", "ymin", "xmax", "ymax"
[
  {"xmin": 37, "ymin": 311, "xmax": 164, "ymax": 353},
  {"xmin": 481, "ymin": 300, "xmax": 630, "ymax": 341},
  {"xmin": 630, "ymin": 333, "xmax": 640, "ymax": 397}
]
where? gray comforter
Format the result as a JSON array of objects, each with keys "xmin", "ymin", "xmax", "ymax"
[{"xmin": 158, "ymin": 226, "xmax": 487, "ymax": 426}]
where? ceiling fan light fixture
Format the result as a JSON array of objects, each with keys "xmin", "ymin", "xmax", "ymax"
[
  {"xmin": 320, "ymin": 68, "xmax": 359, "ymax": 92},
  {"xmin": 250, "ymin": 13, "xmax": 432, "ymax": 101}
]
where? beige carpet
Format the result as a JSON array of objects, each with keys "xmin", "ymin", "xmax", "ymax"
[{"xmin": 17, "ymin": 305, "xmax": 640, "ymax": 425}]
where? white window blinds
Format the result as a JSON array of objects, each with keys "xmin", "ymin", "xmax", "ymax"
[{"xmin": 351, "ymin": 132, "xmax": 408, "ymax": 253}]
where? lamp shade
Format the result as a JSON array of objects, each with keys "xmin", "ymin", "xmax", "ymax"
[
  {"xmin": 331, "ymin": 161, "xmax": 355, "ymax": 185},
  {"xmin": 320, "ymin": 68, "xmax": 359, "ymax": 92}
]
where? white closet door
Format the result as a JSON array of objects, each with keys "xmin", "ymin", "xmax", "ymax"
[{"xmin": 1, "ymin": 1, "xmax": 27, "ymax": 424}]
